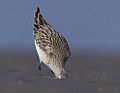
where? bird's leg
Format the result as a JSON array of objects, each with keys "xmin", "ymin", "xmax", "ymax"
[
  {"xmin": 38, "ymin": 64, "xmax": 41, "ymax": 71},
  {"xmin": 51, "ymin": 70, "xmax": 55, "ymax": 76},
  {"xmin": 38, "ymin": 60, "xmax": 42, "ymax": 71}
]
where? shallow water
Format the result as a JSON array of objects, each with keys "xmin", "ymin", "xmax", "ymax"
[{"xmin": 0, "ymin": 51, "xmax": 120, "ymax": 93}]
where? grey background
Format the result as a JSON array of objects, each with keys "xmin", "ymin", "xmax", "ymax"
[
  {"xmin": 0, "ymin": 0, "xmax": 120, "ymax": 53},
  {"xmin": 0, "ymin": 1, "xmax": 120, "ymax": 93}
]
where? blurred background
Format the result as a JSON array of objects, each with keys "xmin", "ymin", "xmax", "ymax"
[
  {"xmin": 0, "ymin": 0, "xmax": 120, "ymax": 54},
  {"xmin": 0, "ymin": 0, "xmax": 120, "ymax": 93}
]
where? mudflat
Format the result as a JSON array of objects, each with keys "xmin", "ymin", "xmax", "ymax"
[{"xmin": 0, "ymin": 51, "xmax": 120, "ymax": 93}]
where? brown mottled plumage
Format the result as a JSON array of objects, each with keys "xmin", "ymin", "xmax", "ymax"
[{"xmin": 33, "ymin": 7, "xmax": 71, "ymax": 79}]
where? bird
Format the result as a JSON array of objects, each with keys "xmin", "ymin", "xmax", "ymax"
[{"xmin": 33, "ymin": 7, "xmax": 71, "ymax": 79}]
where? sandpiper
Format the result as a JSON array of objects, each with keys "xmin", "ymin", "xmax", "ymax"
[{"xmin": 33, "ymin": 7, "xmax": 71, "ymax": 79}]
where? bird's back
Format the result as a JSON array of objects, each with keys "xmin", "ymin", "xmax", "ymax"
[{"xmin": 33, "ymin": 7, "xmax": 71, "ymax": 62}]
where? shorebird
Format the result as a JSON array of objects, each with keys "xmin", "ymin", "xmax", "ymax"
[{"xmin": 33, "ymin": 7, "xmax": 71, "ymax": 79}]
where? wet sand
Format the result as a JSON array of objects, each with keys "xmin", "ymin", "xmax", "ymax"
[{"xmin": 0, "ymin": 50, "xmax": 120, "ymax": 93}]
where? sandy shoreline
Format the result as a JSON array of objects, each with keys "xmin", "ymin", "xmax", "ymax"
[{"xmin": 0, "ymin": 51, "xmax": 120, "ymax": 93}]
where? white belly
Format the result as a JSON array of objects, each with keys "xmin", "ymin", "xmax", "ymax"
[{"xmin": 35, "ymin": 41, "xmax": 48, "ymax": 63}]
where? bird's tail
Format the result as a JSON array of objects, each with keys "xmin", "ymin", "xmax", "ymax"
[{"xmin": 33, "ymin": 7, "xmax": 47, "ymax": 34}]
